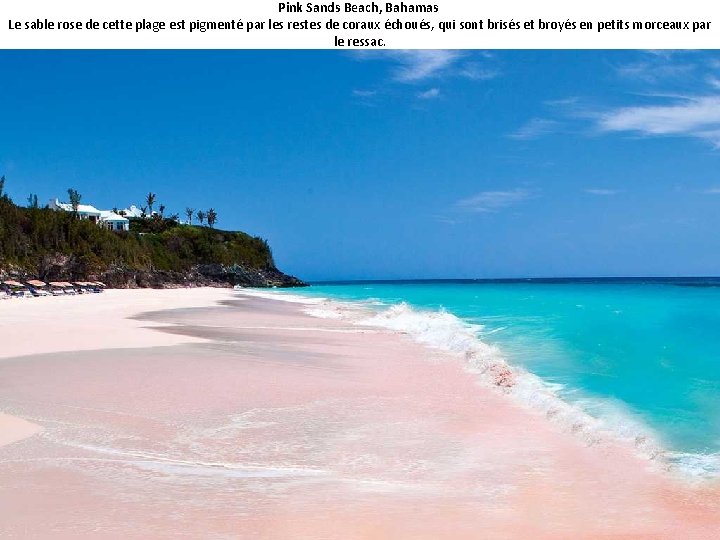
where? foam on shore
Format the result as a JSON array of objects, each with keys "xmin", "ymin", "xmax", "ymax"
[{"xmin": 240, "ymin": 289, "xmax": 720, "ymax": 479}]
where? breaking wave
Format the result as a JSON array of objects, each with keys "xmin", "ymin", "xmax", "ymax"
[
  {"xmin": 358, "ymin": 304, "xmax": 665, "ymax": 457},
  {"xmin": 238, "ymin": 289, "xmax": 720, "ymax": 479}
]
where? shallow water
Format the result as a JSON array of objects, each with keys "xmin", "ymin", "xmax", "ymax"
[{"xmin": 281, "ymin": 278, "xmax": 720, "ymax": 476}]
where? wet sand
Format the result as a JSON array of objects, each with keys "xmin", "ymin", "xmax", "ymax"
[{"xmin": 1, "ymin": 289, "xmax": 719, "ymax": 538}]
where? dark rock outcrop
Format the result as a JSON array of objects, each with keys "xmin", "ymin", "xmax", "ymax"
[
  {"xmin": 98, "ymin": 262, "xmax": 306, "ymax": 289},
  {"xmin": 1, "ymin": 259, "xmax": 306, "ymax": 289}
]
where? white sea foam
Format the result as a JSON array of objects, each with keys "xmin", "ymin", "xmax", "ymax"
[
  {"xmin": 354, "ymin": 302, "xmax": 689, "ymax": 468},
  {"xmin": 235, "ymin": 289, "xmax": 370, "ymax": 319},
  {"xmin": 235, "ymin": 289, "xmax": 328, "ymax": 305},
  {"xmin": 665, "ymin": 452, "xmax": 720, "ymax": 478},
  {"xmin": 242, "ymin": 289, "xmax": 720, "ymax": 479},
  {"xmin": 304, "ymin": 307, "xmax": 345, "ymax": 319}
]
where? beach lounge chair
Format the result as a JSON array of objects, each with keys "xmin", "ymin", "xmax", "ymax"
[
  {"xmin": 2, "ymin": 280, "xmax": 31, "ymax": 298},
  {"xmin": 28, "ymin": 287, "xmax": 50, "ymax": 297},
  {"xmin": 48, "ymin": 281, "xmax": 73, "ymax": 295},
  {"xmin": 10, "ymin": 289, "xmax": 33, "ymax": 298},
  {"xmin": 25, "ymin": 280, "xmax": 49, "ymax": 297}
]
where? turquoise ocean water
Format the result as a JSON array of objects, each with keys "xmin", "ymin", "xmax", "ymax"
[{"xmin": 278, "ymin": 278, "xmax": 720, "ymax": 475}]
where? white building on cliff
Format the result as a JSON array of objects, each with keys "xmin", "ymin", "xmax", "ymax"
[{"xmin": 49, "ymin": 198, "xmax": 130, "ymax": 231}]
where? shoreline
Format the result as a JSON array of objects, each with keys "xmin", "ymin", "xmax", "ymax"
[
  {"xmin": 242, "ymin": 288, "xmax": 706, "ymax": 480},
  {"xmin": 1, "ymin": 287, "xmax": 719, "ymax": 537}
]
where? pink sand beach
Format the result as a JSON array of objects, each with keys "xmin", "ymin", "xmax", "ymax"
[{"xmin": 1, "ymin": 288, "xmax": 719, "ymax": 538}]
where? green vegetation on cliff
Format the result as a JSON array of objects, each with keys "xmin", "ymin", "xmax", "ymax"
[{"xmin": 0, "ymin": 192, "xmax": 303, "ymax": 287}]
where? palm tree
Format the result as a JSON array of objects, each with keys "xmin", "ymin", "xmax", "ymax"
[
  {"xmin": 67, "ymin": 188, "xmax": 82, "ymax": 215},
  {"xmin": 0, "ymin": 175, "xmax": 5, "ymax": 198},
  {"xmin": 146, "ymin": 192, "xmax": 156, "ymax": 215},
  {"xmin": 27, "ymin": 193, "xmax": 39, "ymax": 208},
  {"xmin": 207, "ymin": 208, "xmax": 217, "ymax": 228},
  {"xmin": 185, "ymin": 207, "xmax": 194, "ymax": 225},
  {"xmin": 159, "ymin": 204, "xmax": 166, "ymax": 217},
  {"xmin": 196, "ymin": 210, "xmax": 206, "ymax": 225},
  {"xmin": 140, "ymin": 206, "xmax": 148, "ymax": 219}
]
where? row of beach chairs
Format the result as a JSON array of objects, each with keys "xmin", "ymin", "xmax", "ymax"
[{"xmin": 0, "ymin": 280, "xmax": 106, "ymax": 299}]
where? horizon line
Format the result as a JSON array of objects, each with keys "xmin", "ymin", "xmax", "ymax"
[{"xmin": 308, "ymin": 276, "xmax": 720, "ymax": 284}]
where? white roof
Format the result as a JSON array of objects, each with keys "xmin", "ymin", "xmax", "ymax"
[
  {"xmin": 122, "ymin": 205, "xmax": 158, "ymax": 218},
  {"xmin": 52, "ymin": 199, "xmax": 101, "ymax": 216},
  {"xmin": 99, "ymin": 211, "xmax": 129, "ymax": 222},
  {"xmin": 76, "ymin": 204, "xmax": 102, "ymax": 215},
  {"xmin": 122, "ymin": 205, "xmax": 144, "ymax": 218}
]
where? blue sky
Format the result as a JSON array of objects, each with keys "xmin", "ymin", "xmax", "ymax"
[{"xmin": 2, "ymin": 50, "xmax": 720, "ymax": 280}]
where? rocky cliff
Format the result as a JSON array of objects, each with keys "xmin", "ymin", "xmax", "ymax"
[
  {"xmin": 1, "ymin": 256, "xmax": 306, "ymax": 289},
  {"xmin": 0, "ymin": 198, "xmax": 306, "ymax": 289}
]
